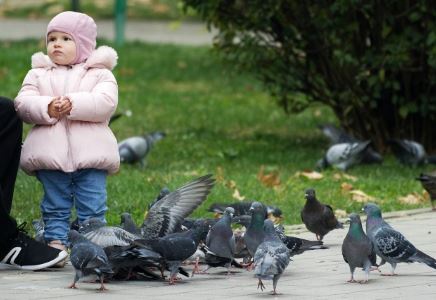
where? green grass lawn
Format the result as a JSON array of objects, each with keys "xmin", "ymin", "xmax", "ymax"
[{"xmin": 0, "ymin": 39, "xmax": 433, "ymax": 230}]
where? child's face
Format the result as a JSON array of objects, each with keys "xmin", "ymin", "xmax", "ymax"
[{"xmin": 47, "ymin": 31, "xmax": 76, "ymax": 65}]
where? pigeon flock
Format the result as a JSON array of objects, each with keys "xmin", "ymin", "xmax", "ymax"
[{"xmin": 30, "ymin": 173, "xmax": 436, "ymax": 295}]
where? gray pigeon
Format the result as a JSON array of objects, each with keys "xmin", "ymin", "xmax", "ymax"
[
  {"xmin": 141, "ymin": 174, "xmax": 215, "ymax": 240},
  {"xmin": 254, "ymin": 219, "xmax": 291, "ymax": 295},
  {"xmin": 79, "ymin": 218, "xmax": 141, "ymax": 248},
  {"xmin": 118, "ymin": 131, "xmax": 166, "ymax": 167},
  {"xmin": 68, "ymin": 230, "xmax": 113, "ymax": 290},
  {"xmin": 416, "ymin": 171, "xmax": 436, "ymax": 210},
  {"xmin": 388, "ymin": 139, "xmax": 428, "ymax": 166},
  {"xmin": 301, "ymin": 188, "xmax": 344, "ymax": 241},
  {"xmin": 244, "ymin": 202, "xmax": 267, "ymax": 258},
  {"xmin": 318, "ymin": 124, "xmax": 382, "ymax": 164},
  {"xmin": 120, "ymin": 212, "xmax": 141, "ymax": 235},
  {"xmin": 342, "ymin": 213, "xmax": 377, "ymax": 283},
  {"xmin": 363, "ymin": 203, "xmax": 436, "ymax": 275},
  {"xmin": 203, "ymin": 207, "xmax": 236, "ymax": 274},
  {"xmin": 316, "ymin": 140, "xmax": 372, "ymax": 170}
]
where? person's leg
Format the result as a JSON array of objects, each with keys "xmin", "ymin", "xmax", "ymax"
[
  {"xmin": 37, "ymin": 170, "xmax": 74, "ymax": 246},
  {"xmin": 0, "ymin": 97, "xmax": 21, "ymax": 251},
  {"xmin": 73, "ymin": 169, "xmax": 107, "ymax": 224},
  {"xmin": 0, "ymin": 97, "xmax": 68, "ymax": 270}
]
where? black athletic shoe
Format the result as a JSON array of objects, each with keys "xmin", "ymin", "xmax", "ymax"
[{"xmin": 0, "ymin": 223, "xmax": 68, "ymax": 270}]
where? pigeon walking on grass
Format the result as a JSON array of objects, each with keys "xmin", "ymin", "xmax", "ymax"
[
  {"xmin": 363, "ymin": 203, "xmax": 436, "ymax": 275},
  {"xmin": 301, "ymin": 188, "xmax": 343, "ymax": 241},
  {"xmin": 316, "ymin": 141, "xmax": 372, "ymax": 171},
  {"xmin": 68, "ymin": 230, "xmax": 113, "ymax": 291},
  {"xmin": 342, "ymin": 213, "xmax": 378, "ymax": 283},
  {"xmin": 118, "ymin": 131, "xmax": 166, "ymax": 167},
  {"xmin": 416, "ymin": 171, "xmax": 436, "ymax": 210},
  {"xmin": 388, "ymin": 139, "xmax": 436, "ymax": 166},
  {"xmin": 254, "ymin": 219, "xmax": 291, "ymax": 295}
]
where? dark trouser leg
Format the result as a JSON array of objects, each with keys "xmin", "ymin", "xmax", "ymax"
[{"xmin": 0, "ymin": 96, "xmax": 22, "ymax": 254}]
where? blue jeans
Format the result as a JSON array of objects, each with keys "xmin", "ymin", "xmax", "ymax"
[{"xmin": 36, "ymin": 169, "xmax": 107, "ymax": 245}]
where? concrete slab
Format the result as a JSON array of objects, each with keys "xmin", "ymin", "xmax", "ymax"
[{"xmin": 1, "ymin": 210, "xmax": 436, "ymax": 299}]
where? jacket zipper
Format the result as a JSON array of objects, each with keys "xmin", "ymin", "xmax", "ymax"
[{"xmin": 63, "ymin": 66, "xmax": 73, "ymax": 171}]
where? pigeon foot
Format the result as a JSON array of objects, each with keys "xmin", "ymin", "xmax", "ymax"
[{"xmin": 257, "ymin": 279, "xmax": 266, "ymax": 291}]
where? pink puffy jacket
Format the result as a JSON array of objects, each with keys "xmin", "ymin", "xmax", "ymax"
[{"xmin": 15, "ymin": 46, "xmax": 120, "ymax": 175}]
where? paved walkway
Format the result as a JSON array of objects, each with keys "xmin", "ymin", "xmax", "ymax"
[
  {"xmin": 0, "ymin": 18, "xmax": 215, "ymax": 45},
  {"xmin": 1, "ymin": 209, "xmax": 436, "ymax": 300}
]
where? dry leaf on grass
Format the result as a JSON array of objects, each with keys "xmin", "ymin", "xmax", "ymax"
[
  {"xmin": 341, "ymin": 182, "xmax": 354, "ymax": 192},
  {"xmin": 232, "ymin": 188, "xmax": 245, "ymax": 201},
  {"xmin": 350, "ymin": 190, "xmax": 375, "ymax": 203},
  {"xmin": 295, "ymin": 170, "xmax": 324, "ymax": 180},
  {"xmin": 335, "ymin": 209, "xmax": 348, "ymax": 218},
  {"xmin": 225, "ymin": 180, "xmax": 237, "ymax": 189},
  {"xmin": 216, "ymin": 166, "xmax": 224, "ymax": 183},
  {"xmin": 398, "ymin": 193, "xmax": 425, "ymax": 205},
  {"xmin": 258, "ymin": 166, "xmax": 281, "ymax": 188},
  {"xmin": 333, "ymin": 173, "xmax": 358, "ymax": 181}
]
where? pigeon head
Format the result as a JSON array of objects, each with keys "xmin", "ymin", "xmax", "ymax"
[
  {"xmin": 68, "ymin": 229, "xmax": 88, "ymax": 246},
  {"xmin": 79, "ymin": 217, "xmax": 106, "ymax": 234},
  {"xmin": 249, "ymin": 201, "xmax": 265, "ymax": 214},
  {"xmin": 304, "ymin": 188, "xmax": 316, "ymax": 200},
  {"xmin": 266, "ymin": 205, "xmax": 283, "ymax": 223},
  {"xmin": 224, "ymin": 207, "xmax": 235, "ymax": 217},
  {"xmin": 348, "ymin": 213, "xmax": 362, "ymax": 224},
  {"xmin": 263, "ymin": 219, "xmax": 276, "ymax": 234},
  {"xmin": 362, "ymin": 203, "xmax": 382, "ymax": 218}
]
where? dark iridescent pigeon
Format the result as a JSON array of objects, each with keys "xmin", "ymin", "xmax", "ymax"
[
  {"xmin": 275, "ymin": 225, "xmax": 326, "ymax": 256},
  {"xmin": 143, "ymin": 219, "xmax": 211, "ymax": 284},
  {"xmin": 318, "ymin": 124, "xmax": 382, "ymax": 164},
  {"xmin": 363, "ymin": 203, "xmax": 436, "ymax": 275},
  {"xmin": 301, "ymin": 188, "xmax": 343, "ymax": 241},
  {"xmin": 68, "ymin": 230, "xmax": 113, "ymax": 290},
  {"xmin": 203, "ymin": 207, "xmax": 236, "ymax": 274},
  {"xmin": 140, "ymin": 174, "xmax": 215, "ymax": 240},
  {"xmin": 316, "ymin": 141, "xmax": 372, "ymax": 171},
  {"xmin": 120, "ymin": 212, "xmax": 141, "ymax": 235},
  {"xmin": 118, "ymin": 131, "xmax": 166, "ymax": 167},
  {"xmin": 388, "ymin": 139, "xmax": 436, "ymax": 166},
  {"xmin": 342, "ymin": 213, "xmax": 377, "ymax": 283},
  {"xmin": 254, "ymin": 219, "xmax": 291, "ymax": 295},
  {"xmin": 79, "ymin": 218, "xmax": 141, "ymax": 248},
  {"xmin": 244, "ymin": 202, "xmax": 267, "ymax": 258},
  {"xmin": 416, "ymin": 170, "xmax": 436, "ymax": 210}
]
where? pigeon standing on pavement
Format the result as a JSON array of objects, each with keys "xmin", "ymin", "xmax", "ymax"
[
  {"xmin": 68, "ymin": 230, "xmax": 113, "ymax": 290},
  {"xmin": 244, "ymin": 202, "xmax": 267, "ymax": 258},
  {"xmin": 342, "ymin": 213, "xmax": 377, "ymax": 283},
  {"xmin": 118, "ymin": 131, "xmax": 166, "ymax": 167},
  {"xmin": 316, "ymin": 141, "xmax": 372, "ymax": 171},
  {"xmin": 363, "ymin": 203, "xmax": 436, "ymax": 275},
  {"xmin": 254, "ymin": 219, "xmax": 291, "ymax": 295},
  {"xmin": 203, "ymin": 207, "xmax": 236, "ymax": 274},
  {"xmin": 301, "ymin": 188, "xmax": 343, "ymax": 241},
  {"xmin": 416, "ymin": 171, "xmax": 436, "ymax": 210}
]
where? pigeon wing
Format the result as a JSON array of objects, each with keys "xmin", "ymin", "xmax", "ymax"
[
  {"xmin": 374, "ymin": 227, "xmax": 417, "ymax": 262},
  {"xmin": 83, "ymin": 226, "xmax": 140, "ymax": 248},
  {"xmin": 141, "ymin": 174, "xmax": 215, "ymax": 239}
]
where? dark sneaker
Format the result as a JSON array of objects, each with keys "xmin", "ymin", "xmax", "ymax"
[{"xmin": 0, "ymin": 225, "xmax": 68, "ymax": 271}]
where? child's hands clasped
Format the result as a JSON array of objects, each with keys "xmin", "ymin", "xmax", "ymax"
[{"xmin": 48, "ymin": 96, "xmax": 72, "ymax": 119}]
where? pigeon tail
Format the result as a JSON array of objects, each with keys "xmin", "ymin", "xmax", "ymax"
[{"xmin": 413, "ymin": 250, "xmax": 436, "ymax": 269}]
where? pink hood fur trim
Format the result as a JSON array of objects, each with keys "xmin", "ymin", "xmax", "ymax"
[{"xmin": 31, "ymin": 46, "xmax": 118, "ymax": 70}]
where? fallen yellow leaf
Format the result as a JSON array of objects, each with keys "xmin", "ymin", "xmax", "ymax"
[
  {"xmin": 350, "ymin": 190, "xmax": 375, "ymax": 203},
  {"xmin": 299, "ymin": 170, "xmax": 324, "ymax": 180},
  {"xmin": 341, "ymin": 182, "xmax": 354, "ymax": 192},
  {"xmin": 398, "ymin": 193, "xmax": 425, "ymax": 205},
  {"xmin": 258, "ymin": 166, "xmax": 281, "ymax": 188},
  {"xmin": 232, "ymin": 188, "xmax": 245, "ymax": 201}
]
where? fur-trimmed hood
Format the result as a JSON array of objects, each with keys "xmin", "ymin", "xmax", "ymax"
[{"xmin": 31, "ymin": 45, "xmax": 118, "ymax": 70}]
